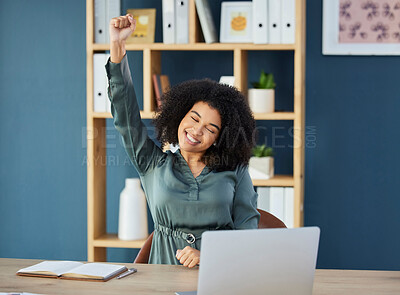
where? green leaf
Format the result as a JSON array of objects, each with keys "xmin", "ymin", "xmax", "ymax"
[
  {"xmin": 251, "ymin": 70, "xmax": 276, "ymax": 89},
  {"xmin": 259, "ymin": 70, "xmax": 268, "ymax": 88},
  {"xmin": 252, "ymin": 145, "xmax": 274, "ymax": 157}
]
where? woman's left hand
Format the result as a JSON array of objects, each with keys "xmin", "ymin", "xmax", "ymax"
[{"xmin": 176, "ymin": 246, "xmax": 200, "ymax": 268}]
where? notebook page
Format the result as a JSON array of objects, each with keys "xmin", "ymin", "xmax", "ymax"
[
  {"xmin": 64, "ymin": 263, "xmax": 126, "ymax": 278},
  {"xmin": 18, "ymin": 261, "xmax": 83, "ymax": 276}
]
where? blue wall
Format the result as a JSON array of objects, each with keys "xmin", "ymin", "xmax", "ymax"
[{"xmin": 1, "ymin": 0, "xmax": 399, "ymax": 270}]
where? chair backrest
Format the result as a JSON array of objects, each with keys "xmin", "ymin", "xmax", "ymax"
[
  {"xmin": 134, "ymin": 231, "xmax": 154, "ymax": 263},
  {"xmin": 133, "ymin": 209, "xmax": 286, "ymax": 264},
  {"xmin": 257, "ymin": 208, "xmax": 287, "ymax": 229}
]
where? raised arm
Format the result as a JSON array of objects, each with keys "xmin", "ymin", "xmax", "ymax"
[{"xmin": 106, "ymin": 15, "xmax": 164, "ymax": 175}]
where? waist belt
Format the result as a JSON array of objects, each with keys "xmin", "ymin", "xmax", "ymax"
[{"xmin": 154, "ymin": 223, "xmax": 206, "ymax": 245}]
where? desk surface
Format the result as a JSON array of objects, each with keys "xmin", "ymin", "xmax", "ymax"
[{"xmin": 1, "ymin": 258, "xmax": 399, "ymax": 295}]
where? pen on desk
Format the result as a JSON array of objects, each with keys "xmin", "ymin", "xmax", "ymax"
[{"xmin": 117, "ymin": 267, "xmax": 137, "ymax": 279}]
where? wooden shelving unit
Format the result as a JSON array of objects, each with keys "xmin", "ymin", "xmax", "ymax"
[{"xmin": 86, "ymin": 0, "xmax": 306, "ymax": 262}]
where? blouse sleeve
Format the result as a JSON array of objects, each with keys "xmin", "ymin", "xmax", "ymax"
[
  {"xmin": 105, "ymin": 55, "xmax": 164, "ymax": 176},
  {"xmin": 232, "ymin": 166, "xmax": 260, "ymax": 229}
]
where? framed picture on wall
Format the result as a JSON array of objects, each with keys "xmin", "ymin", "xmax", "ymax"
[
  {"xmin": 220, "ymin": 2, "xmax": 253, "ymax": 43},
  {"xmin": 323, "ymin": 0, "xmax": 400, "ymax": 55},
  {"xmin": 126, "ymin": 9, "xmax": 156, "ymax": 44}
]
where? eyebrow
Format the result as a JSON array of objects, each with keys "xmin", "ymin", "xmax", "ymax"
[{"xmin": 191, "ymin": 110, "xmax": 220, "ymax": 131}]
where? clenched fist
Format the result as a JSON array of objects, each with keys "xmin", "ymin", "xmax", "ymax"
[
  {"xmin": 176, "ymin": 246, "xmax": 200, "ymax": 268},
  {"xmin": 109, "ymin": 14, "xmax": 136, "ymax": 43}
]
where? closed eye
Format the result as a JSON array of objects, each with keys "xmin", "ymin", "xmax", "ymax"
[
  {"xmin": 191, "ymin": 116, "xmax": 199, "ymax": 122},
  {"xmin": 206, "ymin": 127, "xmax": 215, "ymax": 134}
]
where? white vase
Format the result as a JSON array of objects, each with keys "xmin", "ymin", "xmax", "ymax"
[
  {"xmin": 249, "ymin": 157, "xmax": 274, "ymax": 179},
  {"xmin": 248, "ymin": 89, "xmax": 275, "ymax": 113},
  {"xmin": 118, "ymin": 178, "xmax": 148, "ymax": 240}
]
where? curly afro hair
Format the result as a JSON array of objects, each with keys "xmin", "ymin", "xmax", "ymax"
[{"xmin": 153, "ymin": 79, "xmax": 255, "ymax": 172}]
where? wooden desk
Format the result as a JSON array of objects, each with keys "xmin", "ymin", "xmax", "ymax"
[{"xmin": 1, "ymin": 258, "xmax": 399, "ymax": 295}]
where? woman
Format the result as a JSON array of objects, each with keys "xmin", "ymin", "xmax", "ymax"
[{"xmin": 107, "ymin": 15, "xmax": 260, "ymax": 268}]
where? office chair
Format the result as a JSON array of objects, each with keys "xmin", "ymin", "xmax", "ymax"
[{"xmin": 134, "ymin": 209, "xmax": 286, "ymax": 264}]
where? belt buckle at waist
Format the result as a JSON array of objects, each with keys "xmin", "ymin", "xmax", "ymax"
[{"xmin": 186, "ymin": 233, "xmax": 196, "ymax": 244}]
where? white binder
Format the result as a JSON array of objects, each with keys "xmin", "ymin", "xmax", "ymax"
[
  {"xmin": 253, "ymin": 0, "xmax": 269, "ymax": 44},
  {"xmin": 284, "ymin": 187, "xmax": 294, "ymax": 228},
  {"xmin": 257, "ymin": 187, "xmax": 271, "ymax": 212},
  {"xmin": 195, "ymin": 0, "xmax": 218, "ymax": 43},
  {"xmin": 175, "ymin": 0, "xmax": 189, "ymax": 44},
  {"xmin": 106, "ymin": 0, "xmax": 121, "ymax": 43},
  {"xmin": 94, "ymin": 0, "xmax": 106, "ymax": 43},
  {"xmin": 94, "ymin": 0, "xmax": 120, "ymax": 44},
  {"xmin": 281, "ymin": 0, "xmax": 295, "ymax": 44},
  {"xmin": 163, "ymin": 0, "xmax": 176, "ymax": 44},
  {"xmin": 268, "ymin": 0, "xmax": 281, "ymax": 44},
  {"xmin": 93, "ymin": 54, "xmax": 109, "ymax": 113},
  {"xmin": 269, "ymin": 187, "xmax": 285, "ymax": 221}
]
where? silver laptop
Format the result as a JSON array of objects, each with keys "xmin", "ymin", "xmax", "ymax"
[{"xmin": 176, "ymin": 227, "xmax": 320, "ymax": 295}]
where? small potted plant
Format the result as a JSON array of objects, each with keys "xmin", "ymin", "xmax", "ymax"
[
  {"xmin": 249, "ymin": 144, "xmax": 274, "ymax": 179},
  {"xmin": 248, "ymin": 70, "xmax": 276, "ymax": 113}
]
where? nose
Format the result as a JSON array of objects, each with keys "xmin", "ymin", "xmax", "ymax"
[{"xmin": 192, "ymin": 125, "xmax": 203, "ymax": 136}]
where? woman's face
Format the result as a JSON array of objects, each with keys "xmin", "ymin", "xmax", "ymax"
[{"xmin": 177, "ymin": 101, "xmax": 221, "ymax": 155}]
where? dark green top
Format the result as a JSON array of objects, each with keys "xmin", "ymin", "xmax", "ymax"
[{"xmin": 106, "ymin": 55, "xmax": 260, "ymax": 265}]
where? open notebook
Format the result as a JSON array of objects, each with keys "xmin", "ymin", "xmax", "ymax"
[{"xmin": 16, "ymin": 261, "xmax": 127, "ymax": 282}]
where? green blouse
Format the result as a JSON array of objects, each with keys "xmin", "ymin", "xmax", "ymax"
[{"xmin": 106, "ymin": 55, "xmax": 260, "ymax": 265}]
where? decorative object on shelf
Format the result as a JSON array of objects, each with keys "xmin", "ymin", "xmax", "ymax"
[
  {"xmin": 126, "ymin": 9, "xmax": 156, "ymax": 44},
  {"xmin": 323, "ymin": 0, "xmax": 400, "ymax": 55},
  {"xmin": 219, "ymin": 76, "xmax": 235, "ymax": 86},
  {"xmin": 118, "ymin": 178, "xmax": 148, "ymax": 240},
  {"xmin": 249, "ymin": 145, "xmax": 274, "ymax": 180},
  {"xmin": 195, "ymin": 0, "xmax": 218, "ymax": 43},
  {"xmin": 220, "ymin": 1, "xmax": 253, "ymax": 43},
  {"xmin": 248, "ymin": 70, "xmax": 276, "ymax": 114}
]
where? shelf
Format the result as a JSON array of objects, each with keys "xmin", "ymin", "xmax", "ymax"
[
  {"xmin": 253, "ymin": 112, "xmax": 295, "ymax": 120},
  {"xmin": 92, "ymin": 111, "xmax": 295, "ymax": 120},
  {"xmin": 92, "ymin": 111, "xmax": 155, "ymax": 119},
  {"xmin": 93, "ymin": 234, "xmax": 148, "ymax": 248},
  {"xmin": 252, "ymin": 175, "xmax": 294, "ymax": 187},
  {"xmin": 92, "ymin": 43, "xmax": 296, "ymax": 52}
]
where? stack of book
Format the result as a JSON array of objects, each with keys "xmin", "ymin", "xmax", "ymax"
[{"xmin": 152, "ymin": 74, "xmax": 170, "ymax": 109}]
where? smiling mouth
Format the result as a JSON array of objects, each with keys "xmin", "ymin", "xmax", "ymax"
[{"xmin": 185, "ymin": 131, "xmax": 200, "ymax": 144}]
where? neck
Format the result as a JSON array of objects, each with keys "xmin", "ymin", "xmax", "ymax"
[{"xmin": 180, "ymin": 150, "xmax": 204, "ymax": 166}]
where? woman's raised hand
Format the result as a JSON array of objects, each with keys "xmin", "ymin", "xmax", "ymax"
[
  {"xmin": 110, "ymin": 14, "xmax": 136, "ymax": 42},
  {"xmin": 109, "ymin": 14, "xmax": 136, "ymax": 63}
]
